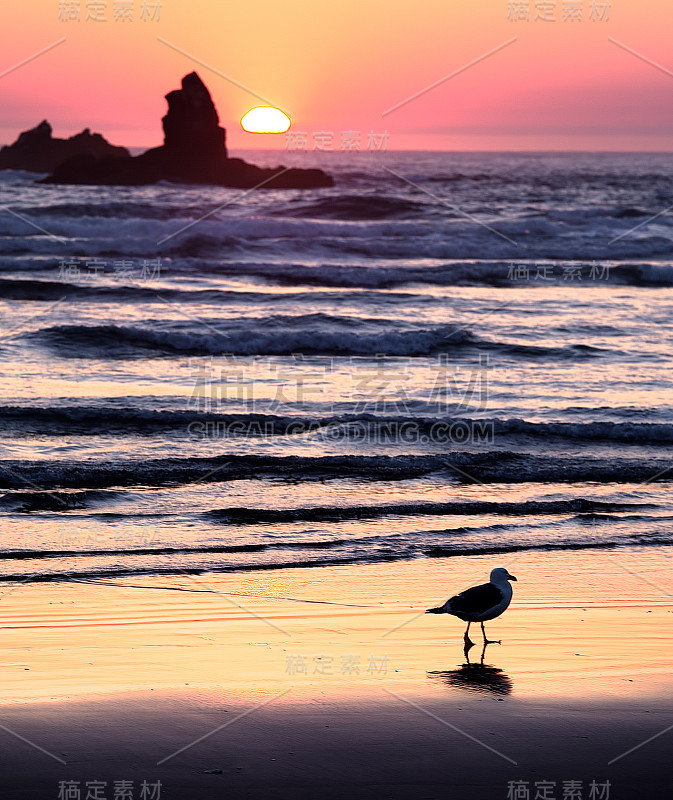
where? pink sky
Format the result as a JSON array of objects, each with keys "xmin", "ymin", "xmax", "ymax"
[{"xmin": 2, "ymin": 0, "xmax": 673, "ymax": 151}]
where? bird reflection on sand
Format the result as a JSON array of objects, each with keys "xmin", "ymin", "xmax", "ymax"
[{"xmin": 428, "ymin": 642, "xmax": 513, "ymax": 696}]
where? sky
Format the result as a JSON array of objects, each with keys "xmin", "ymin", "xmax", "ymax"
[{"xmin": 1, "ymin": 0, "xmax": 673, "ymax": 151}]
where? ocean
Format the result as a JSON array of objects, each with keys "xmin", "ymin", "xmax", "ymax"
[{"xmin": 1, "ymin": 149, "xmax": 672, "ymax": 585}]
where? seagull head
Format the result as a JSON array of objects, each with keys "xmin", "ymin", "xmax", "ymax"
[{"xmin": 490, "ymin": 567, "xmax": 517, "ymax": 583}]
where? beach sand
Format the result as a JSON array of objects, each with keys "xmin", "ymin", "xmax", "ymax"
[{"xmin": 1, "ymin": 550, "xmax": 671, "ymax": 799}]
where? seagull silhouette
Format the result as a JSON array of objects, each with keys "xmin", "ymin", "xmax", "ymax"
[{"xmin": 426, "ymin": 567, "xmax": 517, "ymax": 647}]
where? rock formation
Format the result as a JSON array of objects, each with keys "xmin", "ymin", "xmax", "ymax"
[
  {"xmin": 40, "ymin": 72, "xmax": 333, "ymax": 189},
  {"xmin": 0, "ymin": 120, "xmax": 129, "ymax": 173},
  {"xmin": 162, "ymin": 71, "xmax": 228, "ymax": 180}
]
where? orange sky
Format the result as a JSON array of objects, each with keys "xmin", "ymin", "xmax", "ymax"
[{"xmin": 2, "ymin": 0, "xmax": 673, "ymax": 151}]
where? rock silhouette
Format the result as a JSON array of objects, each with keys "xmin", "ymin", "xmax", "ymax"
[
  {"xmin": 0, "ymin": 120, "xmax": 129, "ymax": 173},
  {"xmin": 162, "ymin": 71, "xmax": 228, "ymax": 177},
  {"xmin": 40, "ymin": 72, "xmax": 333, "ymax": 189}
]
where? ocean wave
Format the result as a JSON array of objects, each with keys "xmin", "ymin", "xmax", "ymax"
[
  {"xmin": 19, "ymin": 202, "xmax": 179, "ymax": 220},
  {"xmin": 0, "ymin": 278, "xmax": 412, "ymax": 306},
  {"xmin": 26, "ymin": 320, "xmax": 477, "ymax": 358},
  {"xmin": 25, "ymin": 321, "xmax": 609, "ymax": 359},
  {"xmin": 0, "ymin": 489, "xmax": 125, "ymax": 512},
  {"xmin": 0, "ymin": 542, "xmax": 271, "ymax": 560},
  {"xmin": 271, "ymin": 194, "xmax": 426, "ymax": 220},
  {"xmin": 3, "ymin": 205, "xmax": 673, "ymax": 263},
  {"xmin": 0, "ymin": 537, "xmax": 668, "ymax": 585},
  {"xmin": 159, "ymin": 226, "xmax": 673, "ymax": 264},
  {"xmin": 304, "ymin": 417, "xmax": 673, "ymax": 445},
  {"xmin": 205, "ymin": 498, "xmax": 650, "ymax": 525},
  {"xmin": 2, "ymin": 254, "xmax": 673, "ymax": 289},
  {"xmin": 0, "ymin": 452, "xmax": 671, "ymax": 489},
  {"xmin": 484, "ymin": 418, "xmax": 673, "ymax": 444},
  {"xmin": 569, "ymin": 512, "xmax": 673, "ymax": 523},
  {"xmin": 3, "ymin": 408, "xmax": 670, "ymax": 444},
  {"xmin": 163, "ymin": 259, "xmax": 673, "ymax": 289}
]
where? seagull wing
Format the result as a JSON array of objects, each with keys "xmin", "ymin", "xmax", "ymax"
[{"xmin": 447, "ymin": 582, "xmax": 503, "ymax": 614}]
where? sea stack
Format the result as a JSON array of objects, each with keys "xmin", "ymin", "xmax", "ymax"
[
  {"xmin": 41, "ymin": 72, "xmax": 333, "ymax": 189},
  {"xmin": 161, "ymin": 71, "xmax": 228, "ymax": 181},
  {"xmin": 0, "ymin": 120, "xmax": 129, "ymax": 173}
]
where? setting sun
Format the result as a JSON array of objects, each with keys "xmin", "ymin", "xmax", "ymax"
[{"xmin": 240, "ymin": 106, "xmax": 291, "ymax": 134}]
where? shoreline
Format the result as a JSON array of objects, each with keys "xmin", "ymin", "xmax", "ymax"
[{"xmin": 1, "ymin": 550, "xmax": 671, "ymax": 797}]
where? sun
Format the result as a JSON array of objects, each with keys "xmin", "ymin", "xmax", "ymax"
[{"xmin": 240, "ymin": 107, "xmax": 291, "ymax": 134}]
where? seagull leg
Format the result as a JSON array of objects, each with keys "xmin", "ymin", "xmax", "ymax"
[
  {"xmin": 464, "ymin": 621, "xmax": 475, "ymax": 648},
  {"xmin": 481, "ymin": 621, "xmax": 501, "ymax": 645}
]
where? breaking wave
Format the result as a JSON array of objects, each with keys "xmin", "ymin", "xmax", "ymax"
[
  {"xmin": 26, "ymin": 321, "xmax": 611, "ymax": 359},
  {"xmin": 0, "ymin": 453, "xmax": 671, "ymax": 489}
]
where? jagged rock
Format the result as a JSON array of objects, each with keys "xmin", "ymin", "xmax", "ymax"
[
  {"xmin": 40, "ymin": 72, "xmax": 333, "ymax": 189},
  {"xmin": 0, "ymin": 120, "xmax": 129, "ymax": 173},
  {"xmin": 162, "ymin": 71, "xmax": 227, "ymax": 177}
]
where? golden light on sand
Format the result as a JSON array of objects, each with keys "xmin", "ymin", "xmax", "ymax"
[{"xmin": 241, "ymin": 106, "xmax": 291, "ymax": 134}]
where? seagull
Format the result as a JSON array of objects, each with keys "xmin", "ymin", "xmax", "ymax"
[{"xmin": 426, "ymin": 567, "xmax": 517, "ymax": 647}]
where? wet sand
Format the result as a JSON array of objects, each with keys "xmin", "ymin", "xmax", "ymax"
[{"xmin": 0, "ymin": 550, "xmax": 671, "ymax": 798}]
